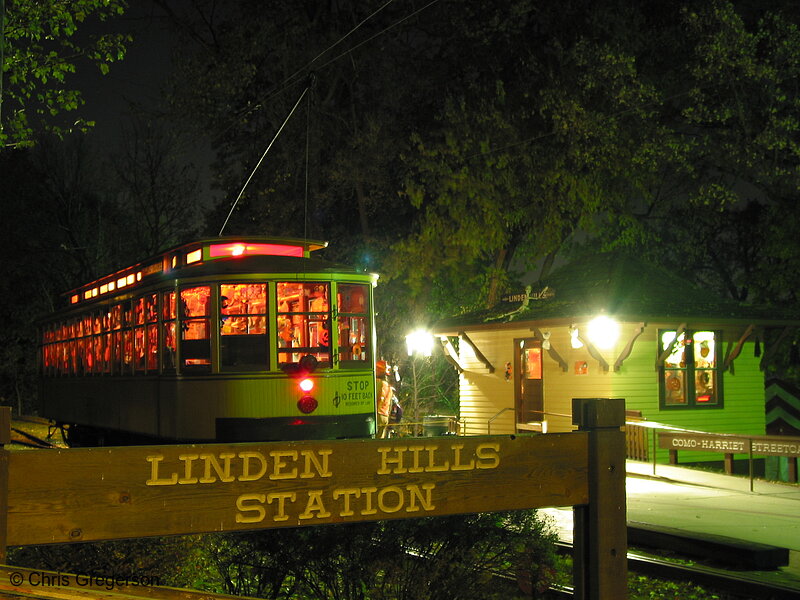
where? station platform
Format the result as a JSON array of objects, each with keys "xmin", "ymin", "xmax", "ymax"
[{"xmin": 541, "ymin": 460, "xmax": 800, "ymax": 589}]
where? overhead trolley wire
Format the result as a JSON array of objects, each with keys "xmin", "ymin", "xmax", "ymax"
[
  {"xmin": 212, "ymin": 0, "xmax": 439, "ymax": 144},
  {"xmin": 215, "ymin": 0, "xmax": 441, "ymax": 236},
  {"xmin": 312, "ymin": 0, "xmax": 440, "ymax": 73},
  {"xmin": 282, "ymin": 0, "xmax": 398, "ymax": 90}
]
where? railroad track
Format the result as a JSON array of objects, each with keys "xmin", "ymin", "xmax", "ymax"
[
  {"xmin": 532, "ymin": 542, "xmax": 800, "ymax": 599},
  {"xmin": 8, "ymin": 415, "xmax": 63, "ymax": 449},
  {"xmin": 10, "ymin": 427, "xmax": 56, "ymax": 449}
]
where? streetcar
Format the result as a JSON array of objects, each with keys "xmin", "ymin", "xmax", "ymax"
[{"xmin": 38, "ymin": 237, "xmax": 378, "ymax": 445}]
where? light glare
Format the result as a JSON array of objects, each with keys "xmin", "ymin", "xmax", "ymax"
[
  {"xmin": 587, "ymin": 316, "xmax": 620, "ymax": 350},
  {"xmin": 406, "ymin": 329, "xmax": 434, "ymax": 356}
]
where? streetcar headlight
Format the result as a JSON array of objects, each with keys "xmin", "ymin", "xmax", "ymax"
[{"xmin": 299, "ymin": 378, "xmax": 314, "ymax": 393}]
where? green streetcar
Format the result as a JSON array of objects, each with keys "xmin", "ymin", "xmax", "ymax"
[{"xmin": 39, "ymin": 237, "xmax": 378, "ymax": 445}]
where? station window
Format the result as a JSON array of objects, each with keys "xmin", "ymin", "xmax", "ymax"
[
  {"xmin": 337, "ymin": 283, "xmax": 370, "ymax": 366},
  {"xmin": 659, "ymin": 330, "xmax": 722, "ymax": 409},
  {"xmin": 220, "ymin": 283, "xmax": 268, "ymax": 371},
  {"xmin": 277, "ymin": 282, "xmax": 331, "ymax": 366},
  {"xmin": 181, "ymin": 286, "xmax": 211, "ymax": 372}
]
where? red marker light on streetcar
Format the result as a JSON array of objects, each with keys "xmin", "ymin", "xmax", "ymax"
[
  {"xmin": 299, "ymin": 378, "xmax": 314, "ymax": 392},
  {"xmin": 297, "ymin": 395, "xmax": 318, "ymax": 414}
]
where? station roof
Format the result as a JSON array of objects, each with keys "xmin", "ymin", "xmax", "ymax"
[{"xmin": 434, "ymin": 252, "xmax": 800, "ymax": 334}]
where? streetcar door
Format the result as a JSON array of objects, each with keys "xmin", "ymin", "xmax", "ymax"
[{"xmin": 514, "ymin": 338, "xmax": 543, "ymax": 424}]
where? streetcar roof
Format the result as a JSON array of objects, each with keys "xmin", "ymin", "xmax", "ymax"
[{"xmin": 58, "ymin": 237, "xmax": 375, "ymax": 311}]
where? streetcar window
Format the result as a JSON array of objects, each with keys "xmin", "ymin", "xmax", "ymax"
[
  {"xmin": 162, "ymin": 291, "xmax": 176, "ymax": 373},
  {"xmin": 220, "ymin": 283, "xmax": 268, "ymax": 371},
  {"xmin": 147, "ymin": 323, "xmax": 158, "ymax": 371},
  {"xmin": 180, "ymin": 286, "xmax": 211, "ymax": 372},
  {"xmin": 134, "ymin": 314, "xmax": 146, "ymax": 373},
  {"xmin": 163, "ymin": 290, "xmax": 177, "ymax": 320},
  {"xmin": 110, "ymin": 305, "xmax": 122, "ymax": 330},
  {"xmin": 95, "ymin": 311, "xmax": 111, "ymax": 374},
  {"xmin": 276, "ymin": 282, "xmax": 331, "ymax": 367},
  {"xmin": 337, "ymin": 283, "xmax": 370, "ymax": 366},
  {"xmin": 143, "ymin": 294, "xmax": 158, "ymax": 372},
  {"xmin": 109, "ymin": 301, "xmax": 132, "ymax": 375},
  {"xmin": 132, "ymin": 295, "xmax": 157, "ymax": 373}
]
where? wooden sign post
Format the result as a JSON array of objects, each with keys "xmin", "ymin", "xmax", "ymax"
[
  {"xmin": 573, "ymin": 398, "xmax": 628, "ymax": 600},
  {"xmin": 0, "ymin": 399, "xmax": 627, "ymax": 599}
]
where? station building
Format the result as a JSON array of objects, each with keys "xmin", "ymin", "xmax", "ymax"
[{"xmin": 432, "ymin": 253, "xmax": 800, "ymax": 464}]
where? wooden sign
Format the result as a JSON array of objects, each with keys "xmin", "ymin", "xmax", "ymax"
[
  {"xmin": 5, "ymin": 434, "xmax": 589, "ymax": 547},
  {"xmin": 659, "ymin": 431, "xmax": 800, "ymax": 458},
  {"xmin": 659, "ymin": 431, "xmax": 748, "ymax": 453},
  {"xmin": 0, "ymin": 399, "xmax": 628, "ymax": 599}
]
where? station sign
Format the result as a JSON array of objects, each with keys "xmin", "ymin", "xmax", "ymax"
[
  {"xmin": 6, "ymin": 434, "xmax": 589, "ymax": 546},
  {"xmin": 659, "ymin": 432, "xmax": 800, "ymax": 458}
]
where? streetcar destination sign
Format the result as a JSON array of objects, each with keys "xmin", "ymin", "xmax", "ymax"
[{"xmin": 6, "ymin": 434, "xmax": 589, "ymax": 546}]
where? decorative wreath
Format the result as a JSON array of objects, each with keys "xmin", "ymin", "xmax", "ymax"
[
  {"xmin": 667, "ymin": 375, "xmax": 682, "ymax": 391},
  {"xmin": 352, "ymin": 343, "xmax": 362, "ymax": 357}
]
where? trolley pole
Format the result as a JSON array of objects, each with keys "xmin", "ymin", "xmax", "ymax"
[{"xmin": 572, "ymin": 398, "xmax": 628, "ymax": 600}]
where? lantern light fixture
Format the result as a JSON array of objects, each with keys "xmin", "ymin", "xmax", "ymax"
[
  {"xmin": 406, "ymin": 329, "xmax": 434, "ymax": 356},
  {"xmin": 587, "ymin": 315, "xmax": 620, "ymax": 350}
]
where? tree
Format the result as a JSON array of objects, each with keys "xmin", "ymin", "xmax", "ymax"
[
  {"xmin": 390, "ymin": 1, "xmax": 671, "ymax": 315},
  {"xmin": 9, "ymin": 535, "xmax": 214, "ymax": 591},
  {"xmin": 0, "ymin": 0, "xmax": 130, "ymax": 148},
  {"xmin": 156, "ymin": 0, "xmax": 446, "ymax": 247},
  {"xmin": 155, "ymin": 0, "xmax": 800, "ymax": 362},
  {"xmin": 0, "ymin": 124, "xmax": 198, "ymax": 414},
  {"xmin": 0, "ymin": 137, "xmax": 128, "ymax": 413},
  {"xmin": 202, "ymin": 511, "xmax": 558, "ymax": 599},
  {"xmin": 112, "ymin": 115, "xmax": 204, "ymax": 255},
  {"xmin": 394, "ymin": 1, "xmax": 800, "ymax": 320}
]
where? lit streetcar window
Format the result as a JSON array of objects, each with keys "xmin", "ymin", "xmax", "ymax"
[
  {"xmin": 180, "ymin": 286, "xmax": 211, "ymax": 372},
  {"xmin": 277, "ymin": 282, "xmax": 331, "ymax": 366},
  {"xmin": 337, "ymin": 284, "xmax": 370, "ymax": 366},
  {"xmin": 219, "ymin": 283, "xmax": 268, "ymax": 371},
  {"xmin": 162, "ymin": 291, "xmax": 176, "ymax": 373}
]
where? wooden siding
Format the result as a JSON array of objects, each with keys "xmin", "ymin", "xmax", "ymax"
[
  {"xmin": 613, "ymin": 327, "xmax": 766, "ymax": 463},
  {"xmin": 456, "ymin": 323, "xmax": 768, "ymax": 463},
  {"xmin": 458, "ymin": 329, "xmax": 517, "ymax": 435},
  {"xmin": 545, "ymin": 327, "xmax": 616, "ymax": 432}
]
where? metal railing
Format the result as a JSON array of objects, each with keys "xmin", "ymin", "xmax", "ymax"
[{"xmin": 487, "ymin": 407, "xmax": 515, "ymax": 435}]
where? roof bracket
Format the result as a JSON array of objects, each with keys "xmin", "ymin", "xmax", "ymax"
[
  {"xmin": 655, "ymin": 323, "xmax": 686, "ymax": 371},
  {"xmin": 576, "ymin": 332, "xmax": 609, "ymax": 372},
  {"xmin": 531, "ymin": 327, "xmax": 568, "ymax": 372},
  {"xmin": 459, "ymin": 331, "xmax": 495, "ymax": 373},
  {"xmin": 437, "ymin": 335, "xmax": 464, "ymax": 373},
  {"xmin": 724, "ymin": 324, "xmax": 755, "ymax": 372},
  {"xmin": 614, "ymin": 323, "xmax": 646, "ymax": 372}
]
